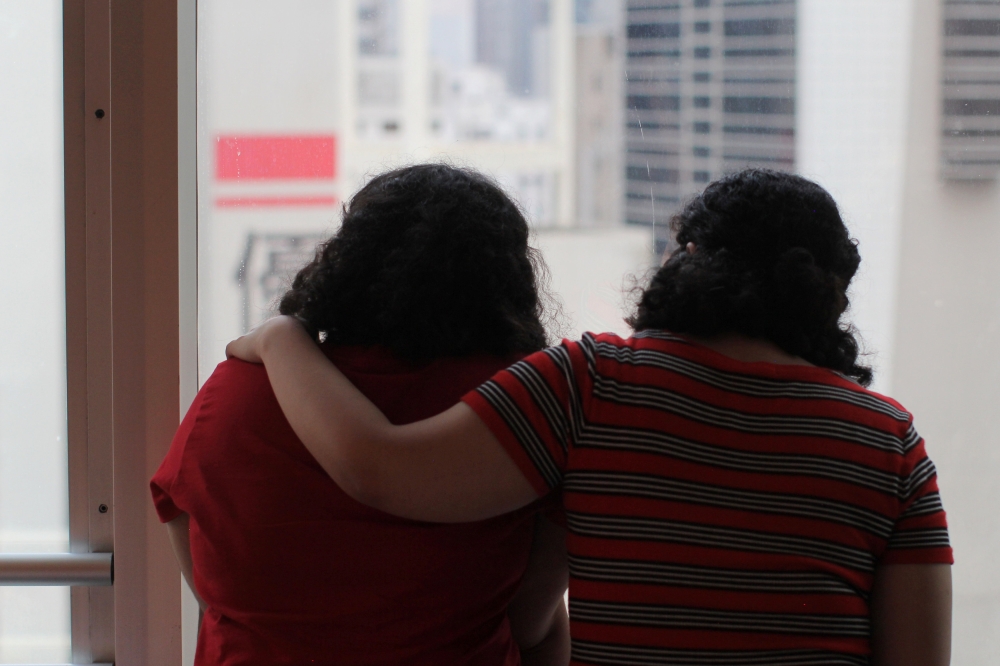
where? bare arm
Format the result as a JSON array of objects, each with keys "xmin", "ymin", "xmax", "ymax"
[
  {"xmin": 165, "ymin": 513, "xmax": 206, "ymax": 611},
  {"xmin": 508, "ymin": 516, "xmax": 570, "ymax": 666},
  {"xmin": 870, "ymin": 564, "xmax": 952, "ymax": 666},
  {"xmin": 227, "ymin": 316, "xmax": 538, "ymax": 522}
]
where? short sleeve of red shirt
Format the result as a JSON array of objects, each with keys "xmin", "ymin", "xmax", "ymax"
[
  {"xmin": 150, "ymin": 384, "xmax": 210, "ymax": 523},
  {"xmin": 880, "ymin": 420, "xmax": 954, "ymax": 565},
  {"xmin": 461, "ymin": 336, "xmax": 595, "ymax": 496}
]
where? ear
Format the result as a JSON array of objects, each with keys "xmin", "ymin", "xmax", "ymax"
[{"xmin": 686, "ymin": 242, "xmax": 697, "ymax": 255}]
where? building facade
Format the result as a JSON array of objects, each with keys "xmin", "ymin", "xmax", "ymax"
[
  {"xmin": 575, "ymin": 0, "xmax": 626, "ymax": 227},
  {"xmin": 940, "ymin": 0, "xmax": 1000, "ymax": 180},
  {"xmin": 624, "ymin": 0, "xmax": 796, "ymax": 250}
]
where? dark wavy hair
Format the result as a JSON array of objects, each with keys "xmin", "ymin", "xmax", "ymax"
[
  {"xmin": 278, "ymin": 164, "xmax": 550, "ymax": 360},
  {"xmin": 629, "ymin": 168, "xmax": 872, "ymax": 386}
]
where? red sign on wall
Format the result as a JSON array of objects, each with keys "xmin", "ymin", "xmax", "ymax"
[{"xmin": 215, "ymin": 135, "xmax": 336, "ymax": 180}]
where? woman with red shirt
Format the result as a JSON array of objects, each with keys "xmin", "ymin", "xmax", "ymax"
[
  {"xmin": 229, "ymin": 170, "xmax": 953, "ymax": 666},
  {"xmin": 151, "ymin": 165, "xmax": 569, "ymax": 665}
]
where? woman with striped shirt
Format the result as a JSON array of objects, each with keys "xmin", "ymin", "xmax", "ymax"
[{"xmin": 228, "ymin": 169, "xmax": 952, "ymax": 666}]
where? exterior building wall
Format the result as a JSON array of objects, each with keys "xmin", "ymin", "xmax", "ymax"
[
  {"xmin": 796, "ymin": 0, "xmax": 913, "ymax": 393},
  {"xmin": 576, "ymin": 8, "xmax": 625, "ymax": 227},
  {"xmin": 893, "ymin": 2, "xmax": 1000, "ymax": 662},
  {"xmin": 941, "ymin": 0, "xmax": 1000, "ymax": 180},
  {"xmin": 624, "ymin": 0, "xmax": 796, "ymax": 250}
]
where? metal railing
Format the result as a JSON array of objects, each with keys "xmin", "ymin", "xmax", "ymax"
[{"xmin": 0, "ymin": 552, "xmax": 112, "ymax": 586}]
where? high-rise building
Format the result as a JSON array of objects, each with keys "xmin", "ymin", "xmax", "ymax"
[
  {"xmin": 575, "ymin": 0, "xmax": 626, "ymax": 227},
  {"xmin": 940, "ymin": 0, "xmax": 1000, "ymax": 180},
  {"xmin": 476, "ymin": 0, "xmax": 551, "ymax": 98},
  {"xmin": 357, "ymin": 0, "xmax": 403, "ymax": 138},
  {"xmin": 624, "ymin": 0, "xmax": 796, "ymax": 250}
]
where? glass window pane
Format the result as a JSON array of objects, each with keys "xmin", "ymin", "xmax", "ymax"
[
  {"xmin": 197, "ymin": 0, "xmax": 645, "ymax": 376},
  {"xmin": 430, "ymin": 0, "xmax": 553, "ymax": 142},
  {"xmin": 196, "ymin": 2, "xmax": 1000, "ymax": 662},
  {"xmin": 0, "ymin": 1, "xmax": 69, "ymax": 662},
  {"xmin": 197, "ymin": 0, "xmax": 343, "ymax": 377}
]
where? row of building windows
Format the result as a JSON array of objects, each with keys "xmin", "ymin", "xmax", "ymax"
[
  {"xmin": 626, "ymin": 73, "xmax": 794, "ymax": 85},
  {"xmin": 944, "ymin": 128, "xmax": 1000, "ymax": 137},
  {"xmin": 624, "ymin": 147, "xmax": 728, "ymax": 159},
  {"xmin": 626, "ymin": 0, "xmax": 796, "ymax": 11},
  {"xmin": 625, "ymin": 0, "xmax": 796, "ymax": 227},
  {"xmin": 944, "ymin": 49, "xmax": 1000, "ymax": 57},
  {"xmin": 627, "ymin": 47, "xmax": 795, "ymax": 59},
  {"xmin": 945, "ymin": 19, "xmax": 1000, "ymax": 36},
  {"xmin": 625, "ymin": 156, "xmax": 791, "ymax": 184},
  {"xmin": 627, "ymin": 95, "xmax": 795, "ymax": 114},
  {"xmin": 622, "ymin": 74, "xmax": 794, "ymax": 84},
  {"xmin": 941, "ymin": 0, "xmax": 1000, "ymax": 178},
  {"xmin": 944, "ymin": 99, "xmax": 1000, "ymax": 115},
  {"xmin": 626, "ymin": 123, "xmax": 793, "ymax": 135},
  {"xmin": 627, "ymin": 18, "xmax": 794, "ymax": 38},
  {"xmin": 626, "ymin": 192, "xmax": 681, "ymax": 204}
]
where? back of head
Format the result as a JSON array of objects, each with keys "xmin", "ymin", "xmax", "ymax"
[
  {"xmin": 630, "ymin": 168, "xmax": 872, "ymax": 385},
  {"xmin": 279, "ymin": 164, "xmax": 549, "ymax": 360}
]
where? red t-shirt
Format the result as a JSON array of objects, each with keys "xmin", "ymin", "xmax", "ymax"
[
  {"xmin": 462, "ymin": 331, "xmax": 953, "ymax": 666},
  {"xmin": 151, "ymin": 345, "xmax": 541, "ymax": 666}
]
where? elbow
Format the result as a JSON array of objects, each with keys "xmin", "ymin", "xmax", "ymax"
[
  {"xmin": 320, "ymin": 442, "xmax": 388, "ymax": 512},
  {"xmin": 340, "ymin": 469, "xmax": 383, "ymax": 510}
]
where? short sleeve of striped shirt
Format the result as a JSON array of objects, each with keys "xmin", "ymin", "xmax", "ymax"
[
  {"xmin": 881, "ymin": 421, "xmax": 954, "ymax": 565},
  {"xmin": 462, "ymin": 337, "xmax": 594, "ymax": 495}
]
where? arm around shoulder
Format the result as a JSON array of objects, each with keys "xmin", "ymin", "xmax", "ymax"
[{"xmin": 227, "ymin": 315, "xmax": 539, "ymax": 522}]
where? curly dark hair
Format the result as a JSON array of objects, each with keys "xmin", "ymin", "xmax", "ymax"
[
  {"xmin": 279, "ymin": 164, "xmax": 550, "ymax": 360},
  {"xmin": 629, "ymin": 168, "xmax": 872, "ymax": 385}
]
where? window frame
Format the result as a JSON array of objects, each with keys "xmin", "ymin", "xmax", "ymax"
[{"xmin": 62, "ymin": 0, "xmax": 186, "ymax": 662}]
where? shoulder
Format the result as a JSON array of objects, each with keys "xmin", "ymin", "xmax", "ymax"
[
  {"xmin": 569, "ymin": 329, "xmax": 690, "ymax": 373},
  {"xmin": 605, "ymin": 329, "xmax": 918, "ymax": 437},
  {"xmin": 151, "ymin": 359, "xmax": 277, "ymax": 514},
  {"xmin": 770, "ymin": 370, "xmax": 921, "ymax": 462},
  {"xmin": 199, "ymin": 358, "xmax": 272, "ymax": 401},
  {"xmin": 843, "ymin": 383, "xmax": 920, "ymax": 449},
  {"xmin": 583, "ymin": 328, "xmax": 692, "ymax": 357},
  {"xmin": 186, "ymin": 359, "xmax": 282, "ymax": 433},
  {"xmin": 515, "ymin": 331, "xmax": 685, "ymax": 381},
  {"xmin": 848, "ymin": 382, "xmax": 911, "ymax": 419}
]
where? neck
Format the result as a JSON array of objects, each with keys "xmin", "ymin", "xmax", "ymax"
[{"xmin": 684, "ymin": 332, "xmax": 814, "ymax": 367}]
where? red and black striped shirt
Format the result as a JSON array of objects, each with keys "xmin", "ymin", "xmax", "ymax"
[{"xmin": 462, "ymin": 330, "xmax": 952, "ymax": 666}]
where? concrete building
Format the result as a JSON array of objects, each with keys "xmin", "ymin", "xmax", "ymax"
[
  {"xmin": 575, "ymin": 0, "xmax": 626, "ymax": 227},
  {"xmin": 624, "ymin": 0, "xmax": 796, "ymax": 250},
  {"xmin": 940, "ymin": 1, "xmax": 1000, "ymax": 180}
]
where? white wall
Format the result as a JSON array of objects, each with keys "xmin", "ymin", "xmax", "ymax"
[
  {"xmin": 892, "ymin": 3, "xmax": 1000, "ymax": 663},
  {"xmin": 797, "ymin": 0, "xmax": 914, "ymax": 394},
  {"xmin": 802, "ymin": 2, "xmax": 1000, "ymax": 662},
  {"xmin": 535, "ymin": 226, "xmax": 654, "ymax": 340}
]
